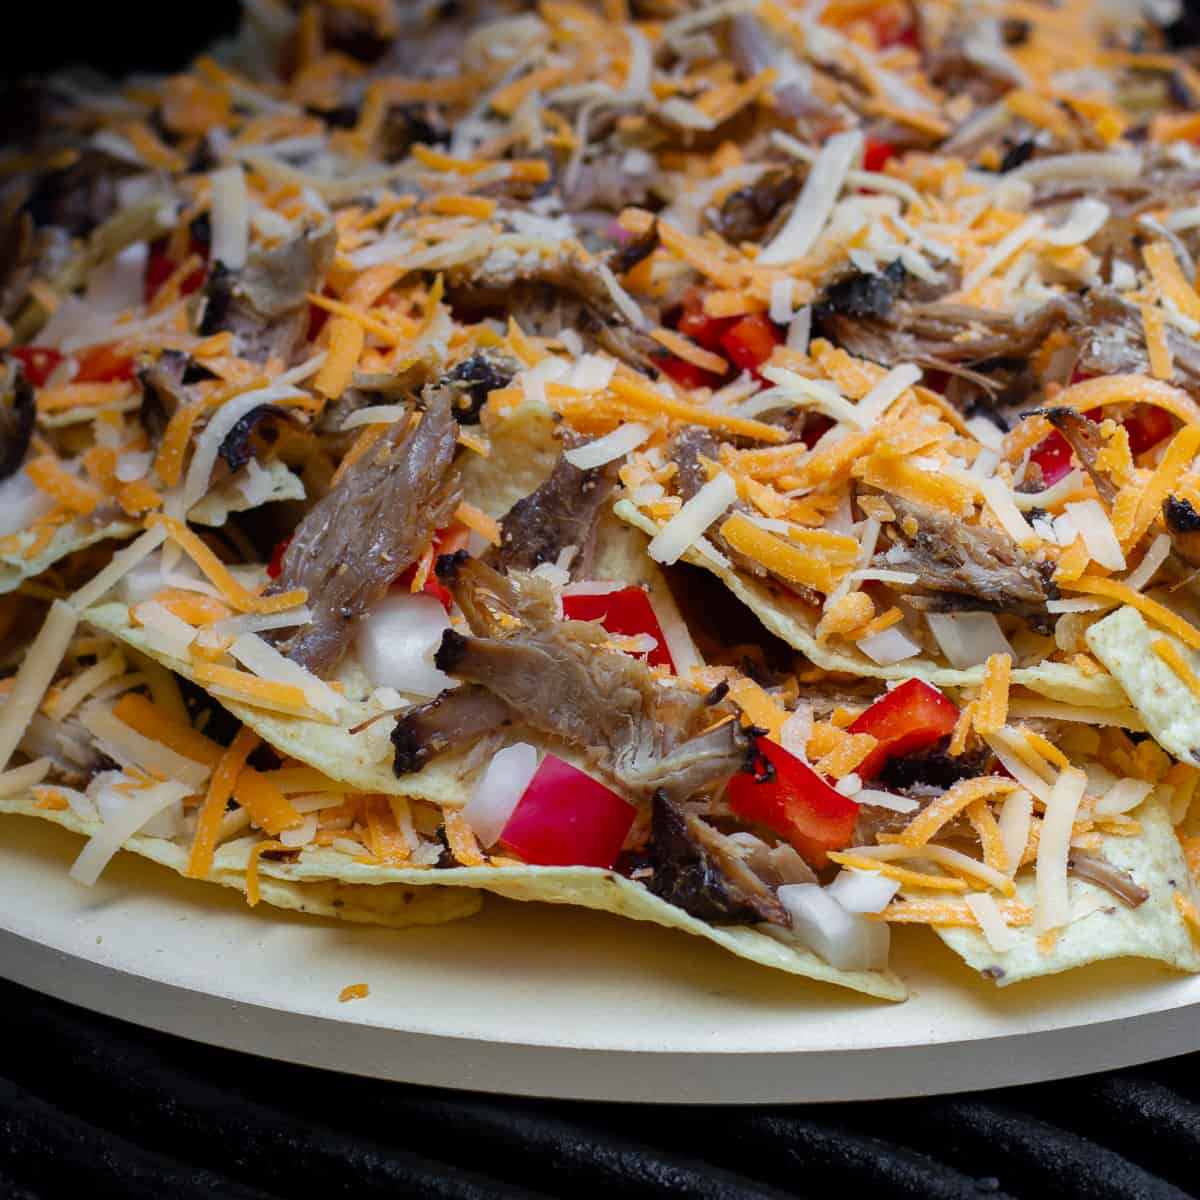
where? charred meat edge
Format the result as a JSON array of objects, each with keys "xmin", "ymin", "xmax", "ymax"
[
  {"xmin": 268, "ymin": 386, "xmax": 461, "ymax": 675},
  {"xmin": 392, "ymin": 685, "xmax": 513, "ymax": 775},
  {"xmin": 627, "ymin": 791, "xmax": 788, "ymax": 925},
  {"xmin": 0, "ymin": 362, "xmax": 35, "ymax": 480}
]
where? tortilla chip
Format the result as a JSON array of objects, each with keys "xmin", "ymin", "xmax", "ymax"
[
  {"xmin": 615, "ymin": 500, "xmax": 1128, "ymax": 706},
  {"xmin": 934, "ymin": 796, "xmax": 1200, "ymax": 985},
  {"xmin": 0, "ymin": 518, "xmax": 138, "ymax": 595},
  {"xmin": 459, "ymin": 398, "xmax": 562, "ymax": 518},
  {"xmin": 3, "ymin": 794, "xmax": 905, "ymax": 999},
  {"xmin": 189, "ymin": 459, "xmax": 307, "ymax": 527},
  {"xmin": 1086, "ymin": 605, "xmax": 1200, "ymax": 763},
  {"xmin": 0, "ymin": 794, "xmax": 482, "ymax": 928}
]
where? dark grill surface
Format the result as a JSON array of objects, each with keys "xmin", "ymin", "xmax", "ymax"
[{"xmin": 1, "ymin": 978, "xmax": 1198, "ymax": 1199}]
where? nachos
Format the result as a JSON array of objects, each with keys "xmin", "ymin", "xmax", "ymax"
[{"xmin": 3, "ymin": 0, "xmax": 1200, "ymax": 1000}]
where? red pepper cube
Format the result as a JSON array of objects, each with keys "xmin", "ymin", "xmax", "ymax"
[
  {"xmin": 676, "ymin": 293, "xmax": 736, "ymax": 353},
  {"xmin": 863, "ymin": 138, "xmax": 896, "ymax": 174},
  {"xmin": 562, "ymin": 586, "xmax": 674, "ymax": 670},
  {"xmin": 847, "ymin": 678, "xmax": 960, "ymax": 779},
  {"xmin": 75, "ymin": 345, "xmax": 136, "ymax": 383},
  {"xmin": 727, "ymin": 738, "xmax": 859, "ymax": 867},
  {"xmin": 658, "ymin": 355, "xmax": 719, "ymax": 390},
  {"xmin": 9, "ymin": 346, "xmax": 64, "ymax": 388},
  {"xmin": 500, "ymin": 755, "xmax": 636, "ymax": 869},
  {"xmin": 718, "ymin": 312, "xmax": 782, "ymax": 375}
]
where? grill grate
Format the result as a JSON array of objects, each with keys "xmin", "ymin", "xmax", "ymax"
[{"xmin": 0, "ymin": 977, "xmax": 1196, "ymax": 1199}]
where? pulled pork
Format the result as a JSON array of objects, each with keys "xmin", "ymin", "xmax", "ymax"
[
  {"xmin": 621, "ymin": 792, "xmax": 788, "ymax": 925},
  {"xmin": 492, "ymin": 450, "xmax": 617, "ymax": 579},
  {"xmin": 445, "ymin": 250, "xmax": 657, "ymax": 371},
  {"xmin": 268, "ymin": 387, "xmax": 461, "ymax": 675},
  {"xmin": 876, "ymin": 495, "xmax": 1056, "ymax": 626},
  {"xmin": 201, "ymin": 224, "xmax": 336, "ymax": 364},
  {"xmin": 422, "ymin": 555, "xmax": 754, "ymax": 803}
]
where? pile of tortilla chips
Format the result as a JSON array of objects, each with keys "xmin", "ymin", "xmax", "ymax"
[{"xmin": 4, "ymin": 0, "xmax": 1200, "ymax": 1003}]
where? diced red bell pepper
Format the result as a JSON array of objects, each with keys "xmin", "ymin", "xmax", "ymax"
[
  {"xmin": 144, "ymin": 236, "xmax": 208, "ymax": 303},
  {"xmin": 266, "ymin": 537, "xmax": 291, "ymax": 579},
  {"xmin": 718, "ymin": 312, "xmax": 782, "ymax": 375},
  {"xmin": 500, "ymin": 754, "xmax": 636, "ymax": 869},
  {"xmin": 801, "ymin": 414, "xmax": 835, "ymax": 449},
  {"xmin": 727, "ymin": 738, "xmax": 859, "ymax": 867},
  {"xmin": 1123, "ymin": 404, "xmax": 1173, "ymax": 456},
  {"xmin": 658, "ymin": 355, "xmax": 719, "ymax": 390},
  {"xmin": 9, "ymin": 346, "xmax": 64, "ymax": 387},
  {"xmin": 562, "ymin": 586, "xmax": 675, "ymax": 671},
  {"xmin": 1029, "ymin": 430, "xmax": 1076, "ymax": 488},
  {"xmin": 393, "ymin": 524, "xmax": 471, "ymax": 610},
  {"xmin": 75, "ymin": 344, "xmax": 136, "ymax": 383},
  {"xmin": 866, "ymin": 6, "xmax": 916, "ymax": 48},
  {"xmin": 863, "ymin": 137, "xmax": 897, "ymax": 174},
  {"xmin": 676, "ymin": 292, "xmax": 736, "ymax": 353},
  {"xmin": 847, "ymin": 678, "xmax": 960, "ymax": 780}
]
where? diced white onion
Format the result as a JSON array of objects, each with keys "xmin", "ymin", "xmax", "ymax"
[
  {"xmin": 826, "ymin": 868, "xmax": 901, "ymax": 914},
  {"xmin": 1094, "ymin": 777, "xmax": 1154, "ymax": 817},
  {"xmin": 760, "ymin": 129, "xmax": 863, "ymax": 265},
  {"xmin": 1034, "ymin": 766, "xmax": 1087, "ymax": 933},
  {"xmin": 0, "ymin": 469, "xmax": 55, "ymax": 537},
  {"xmin": 926, "ymin": 612, "xmax": 1013, "ymax": 670},
  {"xmin": 463, "ymin": 742, "xmax": 539, "ymax": 848},
  {"xmin": 1065, "ymin": 499, "xmax": 1125, "ymax": 571},
  {"xmin": 70, "ymin": 780, "xmax": 193, "ymax": 886},
  {"xmin": 563, "ymin": 423, "xmax": 652, "ymax": 470},
  {"xmin": 835, "ymin": 772, "xmax": 862, "ymax": 797},
  {"xmin": 356, "ymin": 593, "xmax": 457, "ymax": 698},
  {"xmin": 964, "ymin": 892, "xmax": 1019, "ymax": 952},
  {"xmin": 779, "ymin": 706, "xmax": 812, "ymax": 761},
  {"xmin": 647, "ymin": 473, "xmax": 737, "ymax": 565},
  {"xmin": 229, "ymin": 633, "xmax": 343, "ymax": 718},
  {"xmin": 209, "ymin": 165, "xmax": 249, "ymax": 269},
  {"xmin": 857, "ymin": 625, "xmax": 921, "ymax": 665},
  {"xmin": 776, "ymin": 883, "xmax": 891, "ymax": 971},
  {"xmin": 853, "ymin": 788, "xmax": 919, "ymax": 813}
]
